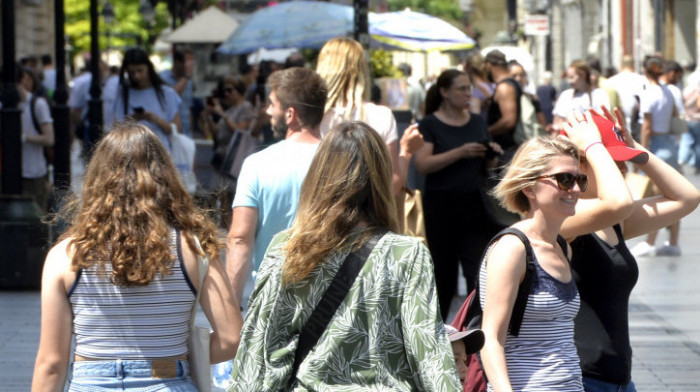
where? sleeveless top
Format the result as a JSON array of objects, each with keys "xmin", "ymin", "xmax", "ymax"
[
  {"xmin": 479, "ymin": 236, "xmax": 583, "ymax": 391},
  {"xmin": 68, "ymin": 229, "xmax": 196, "ymax": 359},
  {"xmin": 571, "ymin": 224, "xmax": 639, "ymax": 384}
]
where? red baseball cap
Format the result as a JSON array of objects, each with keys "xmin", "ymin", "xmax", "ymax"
[{"xmin": 589, "ymin": 113, "xmax": 648, "ymax": 164}]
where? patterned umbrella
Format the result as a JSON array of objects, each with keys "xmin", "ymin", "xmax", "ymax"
[{"xmin": 217, "ymin": 1, "xmax": 352, "ymax": 54}]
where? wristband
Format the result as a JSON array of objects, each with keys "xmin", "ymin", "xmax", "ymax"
[{"xmin": 584, "ymin": 141, "xmax": 603, "ymax": 157}]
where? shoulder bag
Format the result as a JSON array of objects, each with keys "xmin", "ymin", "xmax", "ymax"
[{"xmin": 188, "ymin": 235, "xmax": 212, "ymax": 392}]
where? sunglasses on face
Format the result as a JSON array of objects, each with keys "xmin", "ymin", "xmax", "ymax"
[
  {"xmin": 224, "ymin": 87, "xmax": 234, "ymax": 93},
  {"xmin": 536, "ymin": 172, "xmax": 588, "ymax": 192}
]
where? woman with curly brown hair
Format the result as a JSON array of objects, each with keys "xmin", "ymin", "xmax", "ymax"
[{"xmin": 31, "ymin": 122, "xmax": 242, "ymax": 391}]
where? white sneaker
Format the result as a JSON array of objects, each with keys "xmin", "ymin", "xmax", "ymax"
[
  {"xmin": 656, "ymin": 242, "xmax": 681, "ymax": 256},
  {"xmin": 630, "ymin": 241, "xmax": 656, "ymax": 257}
]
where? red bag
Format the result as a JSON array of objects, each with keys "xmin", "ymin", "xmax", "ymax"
[{"xmin": 451, "ymin": 290, "xmax": 487, "ymax": 392}]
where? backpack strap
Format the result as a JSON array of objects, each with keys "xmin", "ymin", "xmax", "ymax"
[
  {"xmin": 494, "ymin": 227, "xmax": 536, "ymax": 336},
  {"xmin": 472, "ymin": 227, "xmax": 536, "ymax": 336},
  {"xmin": 288, "ymin": 230, "xmax": 387, "ymax": 388},
  {"xmin": 29, "ymin": 94, "xmax": 41, "ymax": 134}
]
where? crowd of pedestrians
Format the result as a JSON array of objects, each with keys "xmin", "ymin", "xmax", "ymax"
[{"xmin": 2, "ymin": 40, "xmax": 698, "ymax": 392}]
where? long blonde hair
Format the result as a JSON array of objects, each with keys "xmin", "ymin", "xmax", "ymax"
[
  {"xmin": 59, "ymin": 122, "xmax": 224, "ymax": 286},
  {"xmin": 493, "ymin": 136, "xmax": 579, "ymax": 215},
  {"xmin": 282, "ymin": 121, "xmax": 399, "ymax": 284},
  {"xmin": 316, "ymin": 37, "xmax": 371, "ymax": 121}
]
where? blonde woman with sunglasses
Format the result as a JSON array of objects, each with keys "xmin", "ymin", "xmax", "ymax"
[{"xmin": 479, "ymin": 134, "xmax": 588, "ymax": 392}]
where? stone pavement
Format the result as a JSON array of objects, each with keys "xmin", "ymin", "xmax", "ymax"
[{"xmin": 3, "ymin": 174, "xmax": 700, "ymax": 391}]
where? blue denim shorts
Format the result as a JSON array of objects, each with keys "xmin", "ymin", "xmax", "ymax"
[
  {"xmin": 68, "ymin": 359, "xmax": 198, "ymax": 391},
  {"xmin": 583, "ymin": 376, "xmax": 637, "ymax": 392}
]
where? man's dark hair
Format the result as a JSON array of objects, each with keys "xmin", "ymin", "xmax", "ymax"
[
  {"xmin": 173, "ymin": 47, "xmax": 193, "ymax": 64},
  {"xmin": 643, "ymin": 55, "xmax": 664, "ymax": 79},
  {"xmin": 663, "ymin": 60, "xmax": 682, "ymax": 74},
  {"xmin": 41, "ymin": 54, "xmax": 52, "ymax": 66},
  {"xmin": 239, "ymin": 61, "xmax": 253, "ymax": 75},
  {"xmin": 398, "ymin": 63, "xmax": 412, "ymax": 77},
  {"xmin": 267, "ymin": 67, "xmax": 327, "ymax": 129},
  {"xmin": 284, "ymin": 52, "xmax": 305, "ymax": 69},
  {"xmin": 484, "ymin": 50, "xmax": 507, "ymax": 67}
]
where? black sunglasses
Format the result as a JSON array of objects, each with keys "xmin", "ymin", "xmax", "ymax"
[
  {"xmin": 536, "ymin": 172, "xmax": 588, "ymax": 192},
  {"xmin": 224, "ymin": 87, "xmax": 235, "ymax": 93}
]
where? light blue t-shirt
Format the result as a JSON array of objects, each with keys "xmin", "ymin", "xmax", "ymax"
[
  {"xmin": 232, "ymin": 139, "xmax": 319, "ymax": 272},
  {"xmin": 113, "ymin": 85, "xmax": 181, "ymax": 151},
  {"xmin": 159, "ymin": 69, "xmax": 194, "ymax": 136}
]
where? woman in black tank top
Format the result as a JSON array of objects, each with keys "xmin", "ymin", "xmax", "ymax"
[{"xmin": 558, "ymin": 108, "xmax": 700, "ymax": 391}]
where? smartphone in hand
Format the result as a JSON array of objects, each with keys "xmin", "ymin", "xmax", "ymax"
[{"xmin": 133, "ymin": 106, "xmax": 145, "ymax": 115}]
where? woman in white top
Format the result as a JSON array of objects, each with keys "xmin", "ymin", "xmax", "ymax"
[
  {"xmin": 316, "ymin": 37, "xmax": 422, "ymax": 196},
  {"xmin": 552, "ymin": 60, "xmax": 610, "ymax": 132},
  {"xmin": 31, "ymin": 122, "xmax": 242, "ymax": 391}
]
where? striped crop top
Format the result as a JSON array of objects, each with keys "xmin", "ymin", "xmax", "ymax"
[{"xmin": 68, "ymin": 229, "xmax": 197, "ymax": 359}]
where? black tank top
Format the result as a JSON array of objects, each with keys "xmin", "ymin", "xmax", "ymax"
[
  {"xmin": 570, "ymin": 224, "xmax": 639, "ymax": 384},
  {"xmin": 486, "ymin": 78, "xmax": 521, "ymax": 150}
]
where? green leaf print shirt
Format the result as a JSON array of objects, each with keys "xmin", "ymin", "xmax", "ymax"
[{"xmin": 228, "ymin": 231, "xmax": 461, "ymax": 392}]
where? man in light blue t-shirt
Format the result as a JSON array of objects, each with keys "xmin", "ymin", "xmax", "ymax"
[{"xmin": 226, "ymin": 67, "xmax": 328, "ymax": 305}]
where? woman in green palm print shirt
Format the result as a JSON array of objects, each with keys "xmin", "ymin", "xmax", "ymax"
[{"xmin": 228, "ymin": 122, "xmax": 461, "ymax": 391}]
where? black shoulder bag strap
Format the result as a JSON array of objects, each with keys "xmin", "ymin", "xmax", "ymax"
[
  {"xmin": 474, "ymin": 227, "xmax": 535, "ymax": 336},
  {"xmin": 498, "ymin": 227, "xmax": 536, "ymax": 336},
  {"xmin": 287, "ymin": 230, "xmax": 386, "ymax": 388}
]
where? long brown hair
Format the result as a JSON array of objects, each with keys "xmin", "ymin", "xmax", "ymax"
[
  {"xmin": 59, "ymin": 122, "xmax": 223, "ymax": 286},
  {"xmin": 282, "ymin": 121, "xmax": 399, "ymax": 284}
]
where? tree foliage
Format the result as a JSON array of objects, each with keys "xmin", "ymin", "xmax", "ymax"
[
  {"xmin": 64, "ymin": 0, "xmax": 171, "ymax": 58},
  {"xmin": 386, "ymin": 0, "xmax": 463, "ymax": 21}
]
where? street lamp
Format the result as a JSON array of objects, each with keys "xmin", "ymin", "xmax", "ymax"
[
  {"xmin": 102, "ymin": 1, "xmax": 115, "ymax": 24},
  {"xmin": 140, "ymin": 0, "xmax": 156, "ymax": 24}
]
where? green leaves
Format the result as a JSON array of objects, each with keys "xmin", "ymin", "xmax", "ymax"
[{"xmin": 64, "ymin": 0, "xmax": 171, "ymax": 57}]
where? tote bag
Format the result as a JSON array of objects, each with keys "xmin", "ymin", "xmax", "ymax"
[{"xmin": 189, "ymin": 236, "xmax": 211, "ymax": 392}]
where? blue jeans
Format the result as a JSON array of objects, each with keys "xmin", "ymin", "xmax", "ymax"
[
  {"xmin": 68, "ymin": 359, "xmax": 198, "ymax": 391},
  {"xmin": 583, "ymin": 376, "xmax": 637, "ymax": 392},
  {"xmin": 679, "ymin": 121, "xmax": 700, "ymax": 168},
  {"xmin": 650, "ymin": 134, "xmax": 679, "ymax": 170}
]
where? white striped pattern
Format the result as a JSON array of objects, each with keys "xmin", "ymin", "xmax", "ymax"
[
  {"xmin": 69, "ymin": 229, "xmax": 196, "ymax": 359},
  {"xmin": 480, "ymin": 256, "xmax": 583, "ymax": 391}
]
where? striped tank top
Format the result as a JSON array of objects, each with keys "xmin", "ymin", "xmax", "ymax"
[
  {"xmin": 479, "ymin": 244, "xmax": 583, "ymax": 391},
  {"xmin": 68, "ymin": 229, "xmax": 196, "ymax": 359}
]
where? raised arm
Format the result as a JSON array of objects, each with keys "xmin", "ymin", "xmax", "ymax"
[
  {"xmin": 560, "ymin": 110, "xmax": 634, "ymax": 240},
  {"xmin": 622, "ymin": 142, "xmax": 700, "ymax": 239},
  {"xmin": 479, "ymin": 235, "xmax": 527, "ymax": 392}
]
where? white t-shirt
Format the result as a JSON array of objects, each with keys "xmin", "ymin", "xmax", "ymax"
[
  {"xmin": 232, "ymin": 139, "xmax": 319, "ymax": 272},
  {"xmin": 113, "ymin": 85, "xmax": 181, "ymax": 152},
  {"xmin": 607, "ymin": 71, "xmax": 647, "ymax": 127},
  {"xmin": 552, "ymin": 88, "xmax": 610, "ymax": 119},
  {"xmin": 639, "ymin": 84, "xmax": 675, "ymax": 134},
  {"xmin": 21, "ymin": 93, "xmax": 53, "ymax": 178},
  {"xmin": 68, "ymin": 72, "xmax": 117, "ymax": 129},
  {"xmin": 320, "ymin": 101, "xmax": 398, "ymax": 146}
]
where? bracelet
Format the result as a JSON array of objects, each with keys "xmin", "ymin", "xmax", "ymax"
[{"xmin": 584, "ymin": 141, "xmax": 603, "ymax": 157}]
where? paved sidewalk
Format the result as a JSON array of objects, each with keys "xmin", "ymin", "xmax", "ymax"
[{"xmin": 3, "ymin": 175, "xmax": 700, "ymax": 391}]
